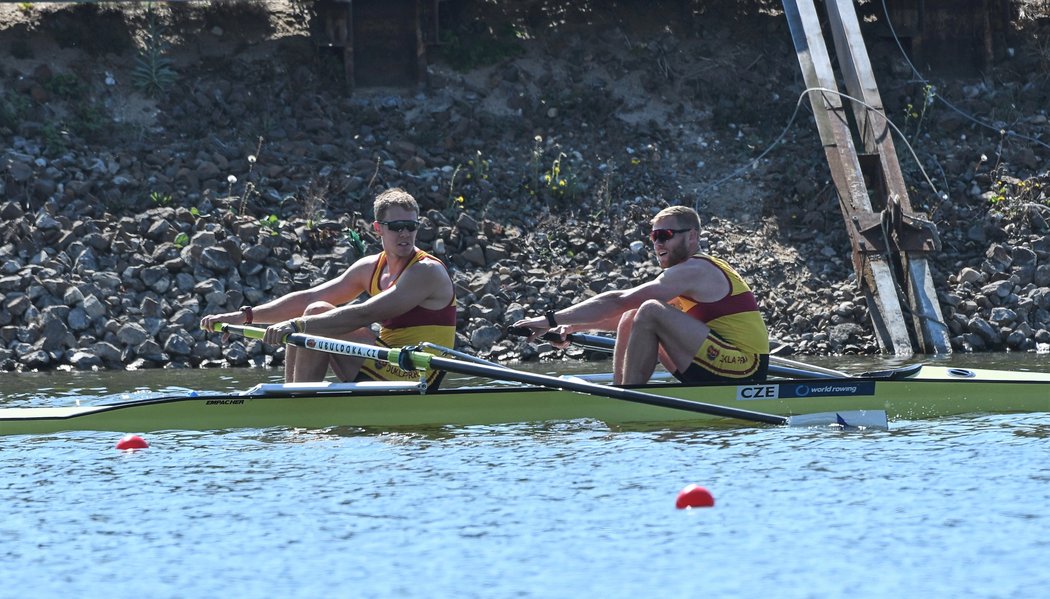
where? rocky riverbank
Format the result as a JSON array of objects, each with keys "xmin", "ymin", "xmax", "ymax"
[{"xmin": 1, "ymin": 1, "xmax": 1049, "ymax": 372}]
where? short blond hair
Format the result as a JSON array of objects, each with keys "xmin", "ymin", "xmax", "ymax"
[
  {"xmin": 651, "ymin": 205, "xmax": 701, "ymax": 230},
  {"xmin": 373, "ymin": 188, "xmax": 419, "ymax": 221}
]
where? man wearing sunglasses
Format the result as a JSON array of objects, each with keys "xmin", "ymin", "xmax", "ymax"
[
  {"xmin": 513, "ymin": 205, "xmax": 769, "ymax": 386},
  {"xmin": 201, "ymin": 188, "xmax": 456, "ymax": 388}
]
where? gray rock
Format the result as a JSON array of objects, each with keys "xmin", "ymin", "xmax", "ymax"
[
  {"xmin": 141, "ymin": 296, "xmax": 162, "ymax": 318},
  {"xmin": 68, "ymin": 350, "xmax": 103, "ymax": 370},
  {"xmin": 989, "ymin": 307, "xmax": 1018, "ymax": 325},
  {"xmin": 135, "ymin": 339, "xmax": 168, "ymax": 363},
  {"xmin": 957, "ymin": 267, "xmax": 983, "ymax": 285},
  {"xmin": 223, "ymin": 341, "xmax": 250, "ymax": 365},
  {"xmin": 83, "ymin": 295, "xmax": 107, "ymax": 320},
  {"xmin": 21, "ymin": 350, "xmax": 51, "ymax": 369},
  {"xmin": 162, "ymin": 332, "xmax": 194, "ymax": 356},
  {"xmin": 967, "ymin": 317, "xmax": 1001, "ymax": 345},
  {"xmin": 34, "ymin": 212, "xmax": 61, "ymax": 231},
  {"xmin": 92, "ymin": 341, "xmax": 123, "ymax": 365},
  {"xmin": 1035, "ymin": 265, "xmax": 1050, "ymax": 287},
  {"xmin": 980, "ymin": 280, "xmax": 1013, "ymax": 299},
  {"xmin": 67, "ymin": 306, "xmax": 91, "ymax": 331},
  {"xmin": 38, "ymin": 309, "xmax": 74, "ymax": 351},
  {"xmin": 116, "ymin": 322, "xmax": 150, "ymax": 346},
  {"xmin": 469, "ymin": 323, "xmax": 502, "ymax": 350}
]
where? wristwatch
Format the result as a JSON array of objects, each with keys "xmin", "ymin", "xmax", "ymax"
[
  {"xmin": 240, "ymin": 305, "xmax": 254, "ymax": 325},
  {"xmin": 545, "ymin": 310, "xmax": 558, "ymax": 328}
]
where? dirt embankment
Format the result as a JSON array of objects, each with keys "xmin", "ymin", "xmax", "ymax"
[{"xmin": 1, "ymin": 1, "xmax": 1048, "ymax": 372}]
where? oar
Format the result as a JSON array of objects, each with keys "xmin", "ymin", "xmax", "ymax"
[
  {"xmin": 508, "ymin": 327, "xmax": 848, "ymax": 380},
  {"xmin": 216, "ymin": 324, "xmax": 887, "ymax": 429}
]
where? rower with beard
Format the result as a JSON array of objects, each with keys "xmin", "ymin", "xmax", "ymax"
[
  {"xmin": 513, "ymin": 205, "xmax": 769, "ymax": 385},
  {"xmin": 201, "ymin": 188, "xmax": 456, "ymax": 388}
]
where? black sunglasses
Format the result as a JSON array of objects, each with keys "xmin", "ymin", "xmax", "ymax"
[
  {"xmin": 649, "ymin": 228, "xmax": 692, "ymax": 242},
  {"xmin": 378, "ymin": 220, "xmax": 420, "ymax": 232}
]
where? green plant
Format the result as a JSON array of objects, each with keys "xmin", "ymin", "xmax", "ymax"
[
  {"xmin": 903, "ymin": 84, "xmax": 936, "ymax": 138},
  {"xmin": 237, "ymin": 138, "xmax": 264, "ymax": 216},
  {"xmin": 17, "ymin": 2, "xmax": 32, "ymax": 16},
  {"xmin": 467, "ymin": 150, "xmax": 490, "ymax": 183},
  {"xmin": 0, "ymin": 92, "xmax": 31, "ymax": 131},
  {"xmin": 150, "ymin": 191, "xmax": 172, "ymax": 206},
  {"xmin": 133, "ymin": 2, "xmax": 176, "ymax": 96},
  {"xmin": 41, "ymin": 122, "xmax": 68, "ymax": 156},
  {"xmin": 72, "ymin": 101, "xmax": 108, "ymax": 140},
  {"xmin": 524, "ymin": 135, "xmax": 545, "ymax": 199},
  {"xmin": 44, "ymin": 73, "xmax": 85, "ymax": 99},
  {"xmin": 987, "ymin": 174, "xmax": 1049, "ymax": 210},
  {"xmin": 173, "ymin": 232, "xmax": 189, "ymax": 248},
  {"xmin": 543, "ymin": 152, "xmax": 579, "ymax": 200},
  {"xmin": 447, "ymin": 164, "xmax": 466, "ymax": 211},
  {"xmin": 343, "ymin": 227, "xmax": 366, "ymax": 257},
  {"xmin": 259, "ymin": 214, "xmax": 280, "ymax": 234}
]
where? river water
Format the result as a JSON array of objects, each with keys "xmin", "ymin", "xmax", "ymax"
[{"xmin": 2, "ymin": 354, "xmax": 1048, "ymax": 598}]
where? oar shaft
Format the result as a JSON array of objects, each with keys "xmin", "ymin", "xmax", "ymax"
[{"xmin": 424, "ymin": 354, "xmax": 789, "ymax": 425}]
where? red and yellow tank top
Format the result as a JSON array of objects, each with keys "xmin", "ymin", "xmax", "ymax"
[
  {"xmin": 668, "ymin": 253, "xmax": 769, "ymax": 355},
  {"xmin": 368, "ymin": 249, "xmax": 457, "ymax": 348}
]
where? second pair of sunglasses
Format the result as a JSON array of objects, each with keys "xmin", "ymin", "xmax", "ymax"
[
  {"xmin": 378, "ymin": 220, "xmax": 420, "ymax": 232},
  {"xmin": 649, "ymin": 228, "xmax": 692, "ymax": 242}
]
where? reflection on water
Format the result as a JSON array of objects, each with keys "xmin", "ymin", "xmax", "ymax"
[{"xmin": 1, "ymin": 351, "xmax": 1048, "ymax": 408}]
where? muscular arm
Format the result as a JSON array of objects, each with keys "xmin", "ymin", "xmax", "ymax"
[
  {"xmin": 251, "ymin": 257, "xmax": 374, "ymax": 324},
  {"xmin": 514, "ymin": 258, "xmax": 730, "ymax": 335},
  {"xmin": 297, "ymin": 258, "xmax": 453, "ymax": 337},
  {"xmin": 199, "ymin": 256, "xmax": 375, "ymax": 333},
  {"xmin": 557, "ymin": 276, "xmax": 682, "ymax": 331}
]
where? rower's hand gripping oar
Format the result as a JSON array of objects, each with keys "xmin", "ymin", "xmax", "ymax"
[{"xmin": 217, "ymin": 324, "xmax": 887, "ymax": 429}]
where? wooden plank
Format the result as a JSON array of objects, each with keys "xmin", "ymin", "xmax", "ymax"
[
  {"xmin": 825, "ymin": 0, "xmax": 912, "ymax": 212},
  {"xmin": 825, "ymin": 0, "xmax": 950, "ymax": 354},
  {"xmin": 783, "ymin": 0, "xmax": 916, "ymax": 356}
]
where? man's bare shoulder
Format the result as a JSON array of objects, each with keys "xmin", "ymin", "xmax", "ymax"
[
  {"xmin": 664, "ymin": 254, "xmax": 721, "ymax": 277},
  {"xmin": 660, "ymin": 255, "xmax": 729, "ymax": 299},
  {"xmin": 339, "ymin": 253, "xmax": 381, "ymax": 283},
  {"xmin": 405, "ymin": 254, "xmax": 453, "ymax": 283}
]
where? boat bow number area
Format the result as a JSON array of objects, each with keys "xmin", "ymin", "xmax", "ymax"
[{"xmin": 736, "ymin": 381, "xmax": 877, "ymax": 401}]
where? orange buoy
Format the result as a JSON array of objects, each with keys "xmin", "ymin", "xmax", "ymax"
[
  {"xmin": 115, "ymin": 434, "xmax": 149, "ymax": 450},
  {"xmin": 675, "ymin": 484, "xmax": 714, "ymax": 509}
]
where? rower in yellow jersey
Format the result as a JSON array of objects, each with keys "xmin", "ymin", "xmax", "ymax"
[
  {"xmin": 201, "ymin": 188, "xmax": 456, "ymax": 388},
  {"xmin": 514, "ymin": 205, "xmax": 769, "ymax": 385}
]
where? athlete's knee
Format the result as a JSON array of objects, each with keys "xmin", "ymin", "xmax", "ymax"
[
  {"xmin": 618, "ymin": 309, "xmax": 639, "ymax": 329},
  {"xmin": 634, "ymin": 300, "xmax": 668, "ymax": 323},
  {"xmin": 303, "ymin": 301, "xmax": 336, "ymax": 316}
]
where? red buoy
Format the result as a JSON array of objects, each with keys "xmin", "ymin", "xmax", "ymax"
[
  {"xmin": 675, "ymin": 484, "xmax": 714, "ymax": 509},
  {"xmin": 115, "ymin": 434, "xmax": 149, "ymax": 450}
]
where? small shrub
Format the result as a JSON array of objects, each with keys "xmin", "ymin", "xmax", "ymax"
[{"xmin": 133, "ymin": 3, "xmax": 176, "ymax": 96}]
